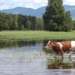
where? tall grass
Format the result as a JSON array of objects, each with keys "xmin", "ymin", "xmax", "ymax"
[{"xmin": 0, "ymin": 31, "xmax": 75, "ymax": 41}]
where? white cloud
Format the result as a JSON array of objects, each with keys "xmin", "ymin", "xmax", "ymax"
[
  {"xmin": 0, "ymin": 0, "xmax": 75, "ymax": 10},
  {"xmin": 25, "ymin": 0, "xmax": 47, "ymax": 9},
  {"xmin": 63, "ymin": 0, "xmax": 75, "ymax": 5},
  {"xmin": 0, "ymin": 0, "xmax": 47, "ymax": 10},
  {"xmin": 0, "ymin": 0, "xmax": 48, "ymax": 10}
]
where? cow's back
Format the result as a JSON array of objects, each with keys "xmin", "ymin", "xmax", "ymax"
[{"xmin": 60, "ymin": 41, "xmax": 71, "ymax": 52}]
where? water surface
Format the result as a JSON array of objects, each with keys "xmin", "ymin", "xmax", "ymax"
[{"xmin": 0, "ymin": 41, "xmax": 75, "ymax": 75}]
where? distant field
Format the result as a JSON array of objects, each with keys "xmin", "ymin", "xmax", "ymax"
[{"xmin": 0, "ymin": 31, "xmax": 75, "ymax": 42}]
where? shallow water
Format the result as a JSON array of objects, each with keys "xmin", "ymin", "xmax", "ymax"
[{"xmin": 0, "ymin": 41, "xmax": 75, "ymax": 75}]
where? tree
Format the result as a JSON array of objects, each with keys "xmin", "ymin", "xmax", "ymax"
[
  {"xmin": 63, "ymin": 11, "xmax": 74, "ymax": 31},
  {"xmin": 12, "ymin": 15, "xmax": 18, "ymax": 30},
  {"xmin": 18, "ymin": 14, "xmax": 25, "ymax": 30},
  {"xmin": 43, "ymin": 0, "xmax": 64, "ymax": 31},
  {"xmin": 6, "ymin": 14, "xmax": 14, "ymax": 30},
  {"xmin": 74, "ymin": 20, "xmax": 75, "ymax": 30},
  {"xmin": 26, "ymin": 20, "xmax": 31, "ymax": 30},
  {"xmin": 0, "ymin": 13, "xmax": 8, "ymax": 30},
  {"xmin": 36, "ymin": 18, "xmax": 44, "ymax": 30},
  {"xmin": 30, "ymin": 16, "xmax": 36, "ymax": 30}
]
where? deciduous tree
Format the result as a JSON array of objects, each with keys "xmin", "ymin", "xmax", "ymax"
[{"xmin": 43, "ymin": 0, "xmax": 65, "ymax": 31}]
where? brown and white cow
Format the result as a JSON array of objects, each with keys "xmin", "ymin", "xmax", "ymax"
[{"xmin": 45, "ymin": 41, "xmax": 75, "ymax": 58}]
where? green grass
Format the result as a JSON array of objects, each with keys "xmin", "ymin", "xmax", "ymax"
[{"xmin": 0, "ymin": 31, "xmax": 75, "ymax": 42}]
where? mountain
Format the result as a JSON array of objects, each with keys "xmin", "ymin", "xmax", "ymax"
[
  {"xmin": 0, "ymin": 5, "xmax": 75, "ymax": 19},
  {"xmin": 0, "ymin": 7, "xmax": 46, "ymax": 18}
]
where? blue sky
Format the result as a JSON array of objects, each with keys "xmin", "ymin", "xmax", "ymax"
[{"xmin": 0, "ymin": 0, "xmax": 75, "ymax": 10}]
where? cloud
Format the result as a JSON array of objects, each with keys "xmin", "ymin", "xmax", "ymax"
[
  {"xmin": 63, "ymin": 0, "xmax": 75, "ymax": 5},
  {"xmin": 0, "ymin": 0, "xmax": 75, "ymax": 10},
  {"xmin": 25, "ymin": 0, "xmax": 48, "ymax": 9},
  {"xmin": 0, "ymin": 0, "xmax": 47, "ymax": 10}
]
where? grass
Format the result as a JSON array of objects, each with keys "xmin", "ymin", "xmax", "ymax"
[{"xmin": 0, "ymin": 31, "xmax": 75, "ymax": 42}]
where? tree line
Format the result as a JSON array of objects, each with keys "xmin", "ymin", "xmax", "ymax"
[{"xmin": 0, "ymin": 12, "xmax": 44, "ymax": 31}]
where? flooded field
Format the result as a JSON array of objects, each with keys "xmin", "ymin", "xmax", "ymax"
[{"xmin": 0, "ymin": 41, "xmax": 75, "ymax": 75}]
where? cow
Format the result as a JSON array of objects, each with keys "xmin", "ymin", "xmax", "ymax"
[{"xmin": 45, "ymin": 41, "xmax": 75, "ymax": 58}]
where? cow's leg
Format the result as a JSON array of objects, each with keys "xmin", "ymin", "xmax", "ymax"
[
  {"xmin": 54, "ymin": 52, "xmax": 57, "ymax": 58},
  {"xmin": 69, "ymin": 52, "xmax": 73, "ymax": 58},
  {"xmin": 69, "ymin": 49, "xmax": 75, "ymax": 58},
  {"xmin": 69, "ymin": 54, "xmax": 72, "ymax": 58},
  {"xmin": 54, "ymin": 52, "xmax": 63, "ymax": 58},
  {"xmin": 60, "ymin": 51, "xmax": 63, "ymax": 59}
]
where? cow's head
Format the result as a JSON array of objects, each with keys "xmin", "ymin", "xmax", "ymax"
[{"xmin": 45, "ymin": 41, "xmax": 53, "ymax": 50}]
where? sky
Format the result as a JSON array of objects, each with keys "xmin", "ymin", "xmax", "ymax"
[{"xmin": 0, "ymin": 0, "xmax": 75, "ymax": 10}]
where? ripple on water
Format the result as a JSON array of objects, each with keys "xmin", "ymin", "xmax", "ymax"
[{"xmin": 0, "ymin": 42, "xmax": 75, "ymax": 75}]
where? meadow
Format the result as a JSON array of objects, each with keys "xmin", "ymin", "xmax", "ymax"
[{"xmin": 0, "ymin": 31, "xmax": 75, "ymax": 42}]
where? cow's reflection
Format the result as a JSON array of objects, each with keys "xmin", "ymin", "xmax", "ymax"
[{"xmin": 47, "ymin": 58, "xmax": 75, "ymax": 69}]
